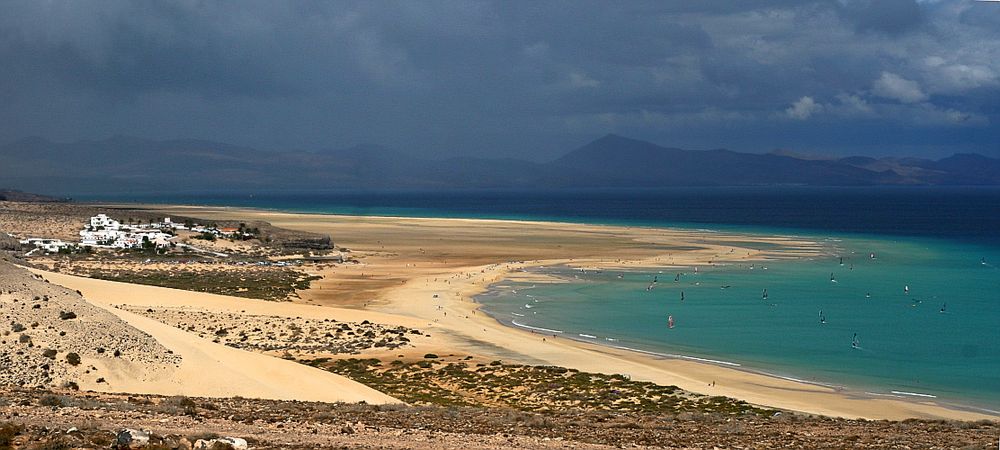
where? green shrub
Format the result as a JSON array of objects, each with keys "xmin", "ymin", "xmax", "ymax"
[
  {"xmin": 39, "ymin": 395, "xmax": 65, "ymax": 407},
  {"xmin": 194, "ymin": 232, "xmax": 217, "ymax": 241}
]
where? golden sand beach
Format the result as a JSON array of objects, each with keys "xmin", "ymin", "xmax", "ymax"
[{"xmin": 67, "ymin": 204, "xmax": 987, "ymax": 422}]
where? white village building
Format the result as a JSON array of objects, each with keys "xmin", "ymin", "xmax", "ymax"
[
  {"xmin": 15, "ymin": 214, "xmax": 177, "ymax": 254},
  {"xmin": 89, "ymin": 213, "xmax": 122, "ymax": 230},
  {"xmin": 19, "ymin": 238, "xmax": 71, "ymax": 253},
  {"xmin": 80, "ymin": 214, "xmax": 174, "ymax": 249}
]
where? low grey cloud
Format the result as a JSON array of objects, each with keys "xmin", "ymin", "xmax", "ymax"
[
  {"xmin": 0, "ymin": 0, "xmax": 998, "ymax": 160},
  {"xmin": 873, "ymin": 72, "xmax": 929, "ymax": 103},
  {"xmin": 787, "ymin": 97, "xmax": 822, "ymax": 120}
]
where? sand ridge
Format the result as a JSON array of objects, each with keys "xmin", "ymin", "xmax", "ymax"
[
  {"xmin": 0, "ymin": 262, "xmax": 179, "ymax": 390},
  {"xmin": 29, "ymin": 269, "xmax": 401, "ymax": 405}
]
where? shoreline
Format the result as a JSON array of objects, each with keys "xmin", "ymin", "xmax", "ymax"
[
  {"xmin": 467, "ymin": 263, "xmax": 999, "ymax": 420},
  {"xmin": 473, "ymin": 265, "xmax": 1000, "ymax": 416},
  {"xmin": 62, "ymin": 203, "xmax": 1000, "ymax": 420},
  {"xmin": 88, "ymin": 200, "xmax": 858, "ymax": 246},
  {"xmin": 484, "ymin": 296, "xmax": 1000, "ymax": 418}
]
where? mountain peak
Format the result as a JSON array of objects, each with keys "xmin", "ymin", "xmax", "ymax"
[
  {"xmin": 768, "ymin": 148, "xmax": 835, "ymax": 161},
  {"xmin": 1, "ymin": 133, "xmax": 997, "ymax": 191},
  {"xmin": 940, "ymin": 152, "xmax": 994, "ymax": 162},
  {"xmin": 592, "ymin": 133, "xmax": 644, "ymax": 146}
]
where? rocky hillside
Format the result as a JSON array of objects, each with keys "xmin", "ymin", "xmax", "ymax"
[
  {"xmin": 0, "ymin": 190, "xmax": 67, "ymax": 202},
  {"xmin": 0, "ymin": 261, "xmax": 179, "ymax": 389}
]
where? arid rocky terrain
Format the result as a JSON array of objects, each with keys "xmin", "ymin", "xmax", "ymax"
[
  {"xmin": 3, "ymin": 201, "xmax": 341, "ymax": 303},
  {"xmin": 0, "ymin": 262, "xmax": 180, "ymax": 390},
  {"xmin": 1, "ymin": 386, "xmax": 997, "ymax": 449},
  {"xmin": 119, "ymin": 306, "xmax": 422, "ymax": 355},
  {"xmin": 0, "ymin": 201, "xmax": 333, "ymax": 253}
]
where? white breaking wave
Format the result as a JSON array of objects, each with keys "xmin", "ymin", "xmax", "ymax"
[
  {"xmin": 511, "ymin": 320, "xmax": 563, "ymax": 334},
  {"xmin": 890, "ymin": 390, "xmax": 937, "ymax": 398},
  {"xmin": 605, "ymin": 344, "xmax": 742, "ymax": 367}
]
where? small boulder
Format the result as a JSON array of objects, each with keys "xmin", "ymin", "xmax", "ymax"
[
  {"xmin": 194, "ymin": 437, "xmax": 247, "ymax": 450},
  {"xmin": 116, "ymin": 428, "xmax": 151, "ymax": 448},
  {"xmin": 220, "ymin": 437, "xmax": 248, "ymax": 450}
]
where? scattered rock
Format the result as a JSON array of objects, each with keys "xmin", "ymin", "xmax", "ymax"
[
  {"xmin": 193, "ymin": 436, "xmax": 246, "ymax": 449},
  {"xmin": 116, "ymin": 428, "xmax": 150, "ymax": 448}
]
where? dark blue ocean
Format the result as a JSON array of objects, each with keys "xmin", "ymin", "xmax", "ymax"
[
  {"xmin": 81, "ymin": 186, "xmax": 1000, "ymax": 243},
  {"xmin": 80, "ymin": 187, "xmax": 1000, "ymax": 411}
]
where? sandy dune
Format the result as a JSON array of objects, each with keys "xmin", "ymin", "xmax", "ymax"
[{"xmin": 33, "ymin": 269, "xmax": 400, "ymax": 405}]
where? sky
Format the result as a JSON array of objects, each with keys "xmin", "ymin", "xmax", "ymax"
[{"xmin": 1, "ymin": 0, "xmax": 999, "ymax": 161}]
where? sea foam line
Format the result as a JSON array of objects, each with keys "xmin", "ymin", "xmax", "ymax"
[
  {"xmin": 864, "ymin": 392, "xmax": 903, "ymax": 398},
  {"xmin": 511, "ymin": 320, "xmax": 563, "ymax": 334},
  {"xmin": 890, "ymin": 390, "xmax": 937, "ymax": 398},
  {"xmin": 762, "ymin": 373, "xmax": 838, "ymax": 389},
  {"xmin": 605, "ymin": 344, "xmax": 742, "ymax": 367}
]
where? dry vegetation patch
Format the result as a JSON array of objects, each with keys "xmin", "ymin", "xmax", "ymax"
[
  {"xmin": 308, "ymin": 357, "xmax": 773, "ymax": 416},
  {"xmin": 83, "ymin": 266, "xmax": 320, "ymax": 301},
  {"xmin": 121, "ymin": 306, "xmax": 422, "ymax": 354}
]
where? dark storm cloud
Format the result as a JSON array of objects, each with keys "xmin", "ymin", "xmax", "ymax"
[
  {"xmin": 837, "ymin": 0, "xmax": 926, "ymax": 35},
  {"xmin": 0, "ymin": 0, "xmax": 998, "ymax": 159}
]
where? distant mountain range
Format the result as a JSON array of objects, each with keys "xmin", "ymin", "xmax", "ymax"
[
  {"xmin": 2, "ymin": 134, "xmax": 999, "ymax": 194},
  {"xmin": 0, "ymin": 189, "xmax": 67, "ymax": 202}
]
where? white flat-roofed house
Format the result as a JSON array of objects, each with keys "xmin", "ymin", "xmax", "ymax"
[
  {"xmin": 153, "ymin": 233, "xmax": 173, "ymax": 247},
  {"xmin": 89, "ymin": 214, "xmax": 122, "ymax": 231},
  {"xmin": 19, "ymin": 238, "xmax": 70, "ymax": 253},
  {"xmin": 79, "ymin": 228, "xmax": 120, "ymax": 247},
  {"xmin": 116, "ymin": 235, "xmax": 140, "ymax": 249},
  {"xmin": 135, "ymin": 230, "xmax": 173, "ymax": 248}
]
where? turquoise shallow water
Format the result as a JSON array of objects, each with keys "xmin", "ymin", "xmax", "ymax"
[{"xmin": 477, "ymin": 234, "xmax": 1000, "ymax": 412}]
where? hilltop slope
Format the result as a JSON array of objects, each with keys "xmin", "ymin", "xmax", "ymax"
[
  {"xmin": 0, "ymin": 261, "xmax": 179, "ymax": 389},
  {"xmin": 2, "ymin": 134, "xmax": 998, "ymax": 193}
]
